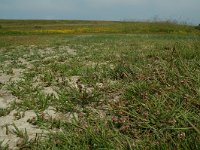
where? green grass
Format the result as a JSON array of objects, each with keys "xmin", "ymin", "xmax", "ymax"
[
  {"xmin": 0, "ymin": 20, "xmax": 200, "ymax": 149},
  {"xmin": 0, "ymin": 20, "xmax": 200, "ymax": 36}
]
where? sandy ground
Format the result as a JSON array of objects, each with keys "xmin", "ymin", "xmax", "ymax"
[
  {"xmin": 0, "ymin": 45, "xmax": 78, "ymax": 149},
  {"xmin": 0, "ymin": 55, "xmax": 45, "ymax": 149},
  {"xmin": 0, "ymin": 110, "xmax": 46, "ymax": 149}
]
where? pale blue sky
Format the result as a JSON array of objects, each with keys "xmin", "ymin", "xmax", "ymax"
[{"xmin": 0, "ymin": 0, "xmax": 199, "ymax": 24}]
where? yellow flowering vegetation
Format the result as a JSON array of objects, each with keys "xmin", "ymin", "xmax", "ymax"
[
  {"xmin": 1, "ymin": 20, "xmax": 199, "ymax": 35},
  {"xmin": 32, "ymin": 27, "xmax": 118, "ymax": 34}
]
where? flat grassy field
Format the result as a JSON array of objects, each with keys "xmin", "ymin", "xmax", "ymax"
[{"xmin": 0, "ymin": 20, "xmax": 200, "ymax": 149}]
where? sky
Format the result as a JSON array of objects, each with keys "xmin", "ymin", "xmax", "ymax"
[{"xmin": 0, "ymin": 0, "xmax": 199, "ymax": 25}]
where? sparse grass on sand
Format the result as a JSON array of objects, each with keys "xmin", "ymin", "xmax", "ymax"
[{"xmin": 0, "ymin": 20, "xmax": 200, "ymax": 149}]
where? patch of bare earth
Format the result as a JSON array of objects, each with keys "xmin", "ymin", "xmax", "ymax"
[
  {"xmin": 42, "ymin": 86, "xmax": 59, "ymax": 99},
  {"xmin": 58, "ymin": 46, "xmax": 77, "ymax": 56},
  {"xmin": 0, "ymin": 110, "xmax": 46, "ymax": 149},
  {"xmin": 43, "ymin": 106, "xmax": 78, "ymax": 123},
  {"xmin": 0, "ymin": 68, "xmax": 25, "ymax": 85},
  {"xmin": 0, "ymin": 90, "xmax": 17, "ymax": 109},
  {"xmin": 18, "ymin": 57, "xmax": 34, "ymax": 69},
  {"xmin": 0, "ymin": 45, "xmax": 79, "ymax": 149}
]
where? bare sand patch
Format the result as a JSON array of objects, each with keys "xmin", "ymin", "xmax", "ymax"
[
  {"xmin": 58, "ymin": 46, "xmax": 77, "ymax": 55},
  {"xmin": 42, "ymin": 86, "xmax": 59, "ymax": 99},
  {"xmin": 0, "ymin": 68, "xmax": 25, "ymax": 85},
  {"xmin": 11, "ymin": 68, "xmax": 25, "ymax": 82},
  {"xmin": 18, "ymin": 57, "xmax": 34, "ymax": 69},
  {"xmin": 0, "ymin": 74, "xmax": 11, "ymax": 84},
  {"xmin": 0, "ymin": 90, "xmax": 17, "ymax": 109},
  {"xmin": 0, "ymin": 110, "xmax": 46, "ymax": 149},
  {"xmin": 43, "ymin": 106, "xmax": 78, "ymax": 123},
  {"xmin": 69, "ymin": 76, "xmax": 94, "ymax": 94}
]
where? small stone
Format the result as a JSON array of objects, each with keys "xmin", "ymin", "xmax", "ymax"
[
  {"xmin": 16, "ymin": 138, "xmax": 25, "ymax": 147},
  {"xmin": 178, "ymin": 132, "xmax": 186, "ymax": 139}
]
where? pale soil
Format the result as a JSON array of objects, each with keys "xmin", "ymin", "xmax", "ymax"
[
  {"xmin": 0, "ymin": 45, "xmax": 78, "ymax": 149},
  {"xmin": 0, "ymin": 44, "xmax": 116, "ymax": 149},
  {"xmin": 0, "ymin": 110, "xmax": 46, "ymax": 149}
]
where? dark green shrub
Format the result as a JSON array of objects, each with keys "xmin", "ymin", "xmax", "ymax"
[
  {"xmin": 195, "ymin": 24, "xmax": 200, "ymax": 30},
  {"xmin": 34, "ymin": 25, "xmax": 42, "ymax": 29}
]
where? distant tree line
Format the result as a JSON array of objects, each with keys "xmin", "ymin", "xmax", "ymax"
[{"xmin": 195, "ymin": 24, "xmax": 200, "ymax": 30}]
